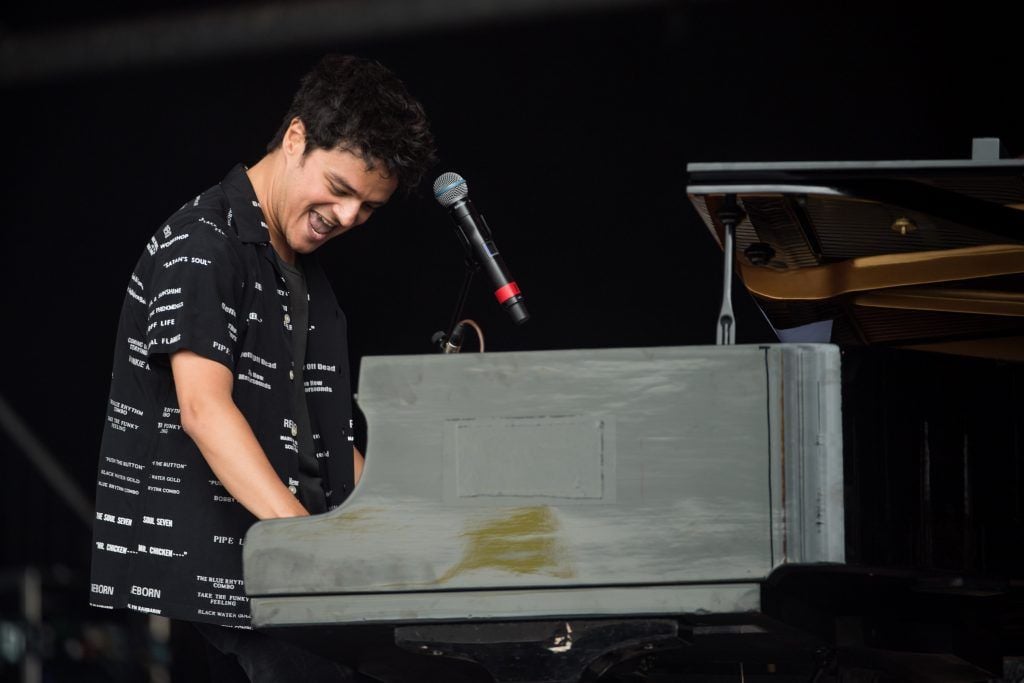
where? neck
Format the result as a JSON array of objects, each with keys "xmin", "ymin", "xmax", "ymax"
[{"xmin": 246, "ymin": 153, "xmax": 295, "ymax": 264}]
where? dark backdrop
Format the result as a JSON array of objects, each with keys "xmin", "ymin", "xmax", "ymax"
[{"xmin": 1, "ymin": 0, "xmax": 1020, "ymax": 678}]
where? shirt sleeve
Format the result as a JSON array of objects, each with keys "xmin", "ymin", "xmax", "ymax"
[{"xmin": 143, "ymin": 219, "xmax": 246, "ymax": 371}]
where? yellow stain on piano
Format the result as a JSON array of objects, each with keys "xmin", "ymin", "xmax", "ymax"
[{"xmin": 438, "ymin": 506, "xmax": 575, "ymax": 582}]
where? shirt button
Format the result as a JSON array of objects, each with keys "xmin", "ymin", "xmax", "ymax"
[
  {"xmin": 288, "ymin": 370, "xmax": 294, "ymax": 380},
  {"xmin": 291, "ymin": 425, "xmax": 298, "ymax": 437},
  {"xmin": 283, "ymin": 314, "xmax": 291, "ymax": 325},
  {"xmin": 288, "ymin": 484, "xmax": 298, "ymax": 494}
]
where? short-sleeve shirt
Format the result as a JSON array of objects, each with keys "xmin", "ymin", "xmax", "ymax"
[{"xmin": 89, "ymin": 164, "xmax": 356, "ymax": 627}]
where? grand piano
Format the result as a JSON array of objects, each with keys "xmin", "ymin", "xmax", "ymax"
[{"xmin": 243, "ymin": 140, "xmax": 1024, "ymax": 682}]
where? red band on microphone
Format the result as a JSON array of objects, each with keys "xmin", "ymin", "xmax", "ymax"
[{"xmin": 494, "ymin": 282, "xmax": 521, "ymax": 304}]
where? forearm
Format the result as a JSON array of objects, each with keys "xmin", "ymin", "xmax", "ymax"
[
  {"xmin": 171, "ymin": 350, "xmax": 307, "ymax": 520},
  {"xmin": 181, "ymin": 399, "xmax": 309, "ymax": 520}
]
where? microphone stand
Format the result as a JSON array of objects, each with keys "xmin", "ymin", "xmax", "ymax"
[{"xmin": 432, "ymin": 258, "xmax": 480, "ymax": 353}]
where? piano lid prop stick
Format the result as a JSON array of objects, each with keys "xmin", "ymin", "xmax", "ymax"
[{"xmin": 716, "ymin": 194, "xmax": 744, "ymax": 345}]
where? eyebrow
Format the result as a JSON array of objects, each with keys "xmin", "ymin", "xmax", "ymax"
[{"xmin": 326, "ymin": 172, "xmax": 387, "ymax": 209}]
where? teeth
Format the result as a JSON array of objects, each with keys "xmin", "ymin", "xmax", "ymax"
[{"xmin": 310, "ymin": 211, "xmax": 335, "ymax": 235}]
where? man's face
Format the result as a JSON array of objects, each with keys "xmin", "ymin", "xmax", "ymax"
[{"xmin": 269, "ymin": 121, "xmax": 398, "ymax": 261}]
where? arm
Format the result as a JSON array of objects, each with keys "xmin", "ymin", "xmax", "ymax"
[
  {"xmin": 354, "ymin": 445, "xmax": 365, "ymax": 485},
  {"xmin": 171, "ymin": 349, "xmax": 309, "ymax": 520}
]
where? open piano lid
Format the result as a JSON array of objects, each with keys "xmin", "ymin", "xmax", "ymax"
[{"xmin": 686, "ymin": 139, "xmax": 1024, "ymax": 362}]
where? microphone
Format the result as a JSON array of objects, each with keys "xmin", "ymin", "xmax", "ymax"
[{"xmin": 433, "ymin": 172, "xmax": 529, "ymax": 325}]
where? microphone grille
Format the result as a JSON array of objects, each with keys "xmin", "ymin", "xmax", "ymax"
[{"xmin": 433, "ymin": 172, "xmax": 469, "ymax": 207}]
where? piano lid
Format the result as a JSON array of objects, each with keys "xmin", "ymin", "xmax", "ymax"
[{"xmin": 686, "ymin": 141, "xmax": 1024, "ymax": 362}]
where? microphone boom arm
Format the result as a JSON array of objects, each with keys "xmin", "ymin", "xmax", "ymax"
[{"xmin": 433, "ymin": 258, "xmax": 479, "ymax": 353}]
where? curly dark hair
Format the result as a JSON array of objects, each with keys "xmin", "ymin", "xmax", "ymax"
[{"xmin": 267, "ymin": 54, "xmax": 436, "ymax": 195}]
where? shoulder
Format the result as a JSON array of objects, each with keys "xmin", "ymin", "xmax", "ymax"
[
  {"xmin": 142, "ymin": 189, "xmax": 244, "ymax": 263},
  {"xmin": 164, "ymin": 184, "xmax": 236, "ymax": 241},
  {"xmin": 132, "ymin": 173, "xmax": 266, "ymax": 281}
]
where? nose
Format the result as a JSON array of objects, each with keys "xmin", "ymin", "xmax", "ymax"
[{"xmin": 332, "ymin": 200, "xmax": 361, "ymax": 228}]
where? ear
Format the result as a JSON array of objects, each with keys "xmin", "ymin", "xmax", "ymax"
[{"xmin": 283, "ymin": 117, "xmax": 307, "ymax": 157}]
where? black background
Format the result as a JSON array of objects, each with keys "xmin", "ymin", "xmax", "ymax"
[{"xmin": 1, "ymin": 0, "xmax": 1021, "ymax": 678}]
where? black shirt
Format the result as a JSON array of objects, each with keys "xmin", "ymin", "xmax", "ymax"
[{"xmin": 90, "ymin": 164, "xmax": 355, "ymax": 626}]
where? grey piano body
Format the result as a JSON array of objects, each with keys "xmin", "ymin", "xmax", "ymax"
[
  {"xmin": 244, "ymin": 145, "xmax": 1024, "ymax": 681},
  {"xmin": 243, "ymin": 343, "xmax": 844, "ymax": 680}
]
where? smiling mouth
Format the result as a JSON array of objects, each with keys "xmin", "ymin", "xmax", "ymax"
[{"xmin": 309, "ymin": 210, "xmax": 337, "ymax": 235}]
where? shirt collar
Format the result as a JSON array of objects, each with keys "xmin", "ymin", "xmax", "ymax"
[{"xmin": 220, "ymin": 163, "xmax": 271, "ymax": 245}]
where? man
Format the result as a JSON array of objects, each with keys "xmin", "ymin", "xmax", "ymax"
[{"xmin": 90, "ymin": 54, "xmax": 436, "ymax": 681}]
